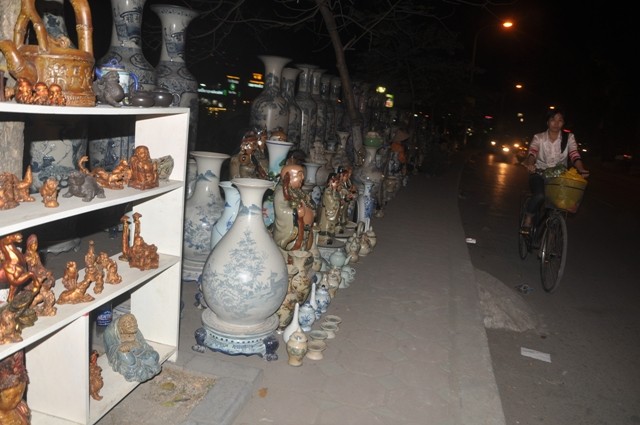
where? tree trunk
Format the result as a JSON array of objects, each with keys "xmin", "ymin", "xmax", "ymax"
[
  {"xmin": 314, "ymin": 0, "xmax": 363, "ymax": 153},
  {"xmin": 0, "ymin": 0, "xmax": 25, "ymax": 176}
]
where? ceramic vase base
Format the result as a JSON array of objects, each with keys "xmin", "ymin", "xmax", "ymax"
[
  {"xmin": 182, "ymin": 258, "xmax": 206, "ymax": 282},
  {"xmin": 195, "ymin": 315, "xmax": 280, "ymax": 360}
]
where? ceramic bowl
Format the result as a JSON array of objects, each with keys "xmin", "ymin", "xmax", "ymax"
[
  {"xmin": 320, "ymin": 322, "xmax": 338, "ymax": 339},
  {"xmin": 308, "ymin": 329, "xmax": 328, "ymax": 341},
  {"xmin": 305, "ymin": 340, "xmax": 327, "ymax": 360},
  {"xmin": 323, "ymin": 315, "xmax": 342, "ymax": 326}
]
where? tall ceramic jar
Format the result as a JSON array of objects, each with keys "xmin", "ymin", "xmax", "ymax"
[
  {"xmin": 295, "ymin": 64, "xmax": 318, "ymax": 157},
  {"xmin": 250, "ymin": 55, "xmax": 291, "ymax": 133},
  {"xmin": 310, "ymin": 68, "xmax": 327, "ymax": 145},
  {"xmin": 321, "ymin": 74, "xmax": 337, "ymax": 150},
  {"xmin": 354, "ymin": 132, "xmax": 383, "ymax": 211},
  {"xmin": 182, "ymin": 151, "xmax": 230, "ymax": 282},
  {"xmin": 150, "ymin": 4, "xmax": 200, "ymax": 152},
  {"xmin": 98, "ymin": 0, "xmax": 156, "ymax": 91},
  {"xmin": 198, "ymin": 178, "xmax": 289, "ymax": 359},
  {"xmin": 281, "ymin": 67, "xmax": 302, "ymax": 147},
  {"xmin": 330, "ymin": 76, "xmax": 345, "ymax": 131}
]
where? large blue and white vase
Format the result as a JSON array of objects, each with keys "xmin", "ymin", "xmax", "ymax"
[
  {"xmin": 281, "ymin": 67, "xmax": 302, "ymax": 147},
  {"xmin": 196, "ymin": 178, "xmax": 288, "ymax": 360},
  {"xmin": 98, "ymin": 0, "xmax": 156, "ymax": 91},
  {"xmin": 182, "ymin": 151, "xmax": 230, "ymax": 282},
  {"xmin": 209, "ymin": 181, "xmax": 241, "ymax": 250},
  {"xmin": 321, "ymin": 74, "xmax": 337, "ymax": 150},
  {"xmin": 310, "ymin": 68, "xmax": 327, "ymax": 146},
  {"xmin": 151, "ymin": 4, "xmax": 200, "ymax": 152},
  {"xmin": 295, "ymin": 64, "xmax": 318, "ymax": 157},
  {"xmin": 27, "ymin": 116, "xmax": 88, "ymax": 192},
  {"xmin": 250, "ymin": 55, "xmax": 291, "ymax": 133}
]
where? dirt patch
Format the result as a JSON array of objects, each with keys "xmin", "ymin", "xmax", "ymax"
[{"xmin": 96, "ymin": 364, "xmax": 215, "ymax": 425}]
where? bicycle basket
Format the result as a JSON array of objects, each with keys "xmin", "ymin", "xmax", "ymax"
[{"xmin": 545, "ymin": 176, "xmax": 587, "ymax": 213}]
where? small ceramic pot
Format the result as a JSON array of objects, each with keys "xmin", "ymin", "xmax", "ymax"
[
  {"xmin": 129, "ymin": 91, "xmax": 155, "ymax": 107},
  {"xmin": 152, "ymin": 88, "xmax": 174, "ymax": 107},
  {"xmin": 308, "ymin": 329, "xmax": 328, "ymax": 342},
  {"xmin": 320, "ymin": 322, "xmax": 338, "ymax": 339},
  {"xmin": 323, "ymin": 315, "xmax": 342, "ymax": 327},
  {"xmin": 305, "ymin": 340, "xmax": 326, "ymax": 360}
]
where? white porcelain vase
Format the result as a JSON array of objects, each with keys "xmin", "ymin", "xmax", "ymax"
[
  {"xmin": 182, "ymin": 151, "xmax": 230, "ymax": 281},
  {"xmin": 198, "ymin": 178, "xmax": 288, "ymax": 358},
  {"xmin": 250, "ymin": 55, "xmax": 291, "ymax": 133}
]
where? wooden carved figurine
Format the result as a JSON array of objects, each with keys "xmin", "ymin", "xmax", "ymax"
[
  {"xmin": 13, "ymin": 78, "xmax": 33, "ymax": 104},
  {"xmin": 119, "ymin": 215, "xmax": 130, "ymax": 261},
  {"xmin": 89, "ymin": 350, "xmax": 104, "ymax": 401},
  {"xmin": 0, "ymin": 308, "xmax": 22, "ymax": 344},
  {"xmin": 24, "ymin": 235, "xmax": 56, "ymax": 317},
  {"xmin": 0, "ymin": 351, "xmax": 30, "ymax": 424},
  {"xmin": 57, "ymin": 260, "xmax": 94, "ymax": 304},
  {"xmin": 0, "ymin": 233, "xmax": 40, "ymax": 303},
  {"xmin": 48, "ymin": 83, "xmax": 66, "ymax": 106},
  {"xmin": 13, "ymin": 167, "xmax": 35, "ymax": 203},
  {"xmin": 79, "ymin": 156, "xmax": 130, "ymax": 190},
  {"xmin": 32, "ymin": 82, "xmax": 50, "ymax": 105},
  {"xmin": 128, "ymin": 146, "xmax": 159, "ymax": 190},
  {"xmin": 39, "ymin": 177, "xmax": 60, "ymax": 207},
  {"xmin": 122, "ymin": 213, "xmax": 159, "ymax": 270},
  {"xmin": 0, "ymin": 174, "xmax": 19, "ymax": 210},
  {"xmin": 97, "ymin": 252, "xmax": 122, "ymax": 284}
]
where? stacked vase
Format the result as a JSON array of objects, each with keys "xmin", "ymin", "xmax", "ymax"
[
  {"xmin": 250, "ymin": 56, "xmax": 291, "ymax": 133},
  {"xmin": 281, "ymin": 67, "xmax": 302, "ymax": 147},
  {"xmin": 295, "ymin": 64, "xmax": 318, "ymax": 156}
]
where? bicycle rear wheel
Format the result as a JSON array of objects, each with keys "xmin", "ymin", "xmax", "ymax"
[
  {"xmin": 518, "ymin": 195, "xmax": 531, "ymax": 259},
  {"xmin": 540, "ymin": 213, "xmax": 567, "ymax": 292}
]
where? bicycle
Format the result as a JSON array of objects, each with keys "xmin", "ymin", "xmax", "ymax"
[
  {"xmin": 518, "ymin": 172, "xmax": 586, "ymax": 293},
  {"xmin": 518, "ymin": 194, "xmax": 568, "ymax": 293}
]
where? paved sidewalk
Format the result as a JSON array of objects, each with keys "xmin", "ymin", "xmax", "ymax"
[{"xmin": 102, "ymin": 153, "xmax": 506, "ymax": 425}]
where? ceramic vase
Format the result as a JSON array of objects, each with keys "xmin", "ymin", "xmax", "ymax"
[
  {"xmin": 186, "ymin": 157, "xmax": 197, "ymax": 198},
  {"xmin": 98, "ymin": 0, "xmax": 156, "ymax": 91},
  {"xmin": 298, "ymin": 302, "xmax": 316, "ymax": 332},
  {"xmin": 321, "ymin": 74, "xmax": 337, "ymax": 150},
  {"xmin": 356, "ymin": 181, "xmax": 376, "ymax": 227},
  {"xmin": 281, "ymin": 67, "xmax": 302, "ymax": 147},
  {"xmin": 250, "ymin": 55, "xmax": 291, "ymax": 133},
  {"xmin": 295, "ymin": 64, "xmax": 318, "ymax": 156},
  {"xmin": 198, "ymin": 178, "xmax": 288, "ymax": 359},
  {"xmin": 330, "ymin": 76, "xmax": 345, "ymax": 131},
  {"xmin": 286, "ymin": 328, "xmax": 308, "ymax": 367},
  {"xmin": 288, "ymin": 250, "xmax": 313, "ymax": 304},
  {"xmin": 276, "ymin": 265, "xmax": 301, "ymax": 331},
  {"xmin": 306, "ymin": 340, "xmax": 326, "ymax": 360},
  {"xmin": 315, "ymin": 284, "xmax": 331, "ymax": 318},
  {"xmin": 151, "ymin": 4, "xmax": 200, "ymax": 152},
  {"xmin": 88, "ymin": 116, "xmax": 135, "ymax": 172},
  {"xmin": 333, "ymin": 131, "xmax": 351, "ymax": 171},
  {"xmin": 27, "ymin": 116, "xmax": 88, "ymax": 192},
  {"xmin": 182, "ymin": 151, "xmax": 230, "ymax": 281},
  {"xmin": 310, "ymin": 68, "xmax": 327, "ymax": 145},
  {"xmin": 266, "ymin": 139, "xmax": 294, "ymax": 181},
  {"xmin": 282, "ymin": 302, "xmax": 301, "ymax": 343},
  {"xmin": 354, "ymin": 133, "xmax": 383, "ymax": 211},
  {"xmin": 210, "ymin": 181, "xmax": 241, "ymax": 250}
]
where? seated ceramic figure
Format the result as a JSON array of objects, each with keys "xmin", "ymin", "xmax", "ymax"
[
  {"xmin": 272, "ymin": 165, "xmax": 315, "ymax": 252},
  {"xmin": 104, "ymin": 313, "xmax": 161, "ymax": 382}
]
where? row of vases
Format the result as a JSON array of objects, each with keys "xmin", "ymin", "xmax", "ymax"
[{"xmin": 249, "ymin": 57, "xmax": 344, "ymax": 160}]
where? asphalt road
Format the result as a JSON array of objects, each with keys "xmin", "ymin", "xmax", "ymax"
[{"xmin": 458, "ymin": 149, "xmax": 640, "ymax": 425}]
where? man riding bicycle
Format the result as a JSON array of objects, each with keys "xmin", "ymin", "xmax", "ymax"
[{"xmin": 521, "ymin": 108, "xmax": 590, "ymax": 233}]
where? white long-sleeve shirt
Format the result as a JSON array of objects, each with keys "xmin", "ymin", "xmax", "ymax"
[{"xmin": 527, "ymin": 130, "xmax": 582, "ymax": 169}]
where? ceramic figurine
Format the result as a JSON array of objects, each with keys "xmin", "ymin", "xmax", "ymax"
[
  {"xmin": 63, "ymin": 171, "xmax": 106, "ymax": 202},
  {"xmin": 0, "ymin": 351, "xmax": 30, "ymax": 424},
  {"xmin": 61, "ymin": 261, "xmax": 79, "ymax": 290},
  {"xmin": 272, "ymin": 164, "xmax": 316, "ymax": 252},
  {"xmin": 57, "ymin": 273, "xmax": 94, "ymax": 304},
  {"xmin": 32, "ymin": 82, "xmax": 50, "ymax": 105},
  {"xmin": 89, "ymin": 350, "xmax": 104, "ymax": 401},
  {"xmin": 128, "ymin": 146, "xmax": 159, "ymax": 190},
  {"xmin": 286, "ymin": 329, "xmax": 308, "ymax": 367},
  {"xmin": 79, "ymin": 156, "xmax": 130, "ymax": 190},
  {"xmin": 0, "ymin": 308, "xmax": 22, "ymax": 344},
  {"xmin": 13, "ymin": 78, "xmax": 33, "ymax": 104},
  {"xmin": 104, "ymin": 313, "xmax": 161, "ymax": 382},
  {"xmin": 93, "ymin": 70, "xmax": 125, "ymax": 107},
  {"xmin": 48, "ymin": 83, "xmax": 66, "ymax": 106},
  {"xmin": 317, "ymin": 173, "xmax": 341, "ymax": 245},
  {"xmin": 39, "ymin": 177, "xmax": 60, "ymax": 207},
  {"xmin": 229, "ymin": 129, "xmax": 269, "ymax": 180}
]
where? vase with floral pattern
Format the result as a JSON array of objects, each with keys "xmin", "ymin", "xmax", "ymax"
[
  {"xmin": 295, "ymin": 64, "xmax": 318, "ymax": 156},
  {"xmin": 182, "ymin": 151, "xmax": 230, "ymax": 282},
  {"xmin": 281, "ymin": 67, "xmax": 302, "ymax": 147},
  {"xmin": 250, "ymin": 55, "xmax": 291, "ymax": 133},
  {"xmin": 196, "ymin": 178, "xmax": 288, "ymax": 360}
]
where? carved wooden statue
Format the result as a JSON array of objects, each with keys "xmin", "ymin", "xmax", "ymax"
[{"xmin": 0, "ymin": 351, "xmax": 30, "ymax": 424}]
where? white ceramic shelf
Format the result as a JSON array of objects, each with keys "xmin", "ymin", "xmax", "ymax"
[{"xmin": 0, "ymin": 101, "xmax": 189, "ymax": 424}]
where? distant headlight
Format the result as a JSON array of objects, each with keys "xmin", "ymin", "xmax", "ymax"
[{"xmin": 501, "ymin": 145, "xmax": 510, "ymax": 153}]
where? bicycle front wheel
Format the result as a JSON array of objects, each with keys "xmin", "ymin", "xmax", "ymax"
[
  {"xmin": 539, "ymin": 213, "xmax": 567, "ymax": 293},
  {"xmin": 518, "ymin": 195, "xmax": 531, "ymax": 260}
]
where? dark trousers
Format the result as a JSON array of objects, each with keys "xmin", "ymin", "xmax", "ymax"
[{"xmin": 526, "ymin": 173, "xmax": 545, "ymax": 215}]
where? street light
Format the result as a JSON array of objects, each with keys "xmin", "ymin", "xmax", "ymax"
[{"xmin": 469, "ymin": 20, "xmax": 514, "ymax": 84}]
